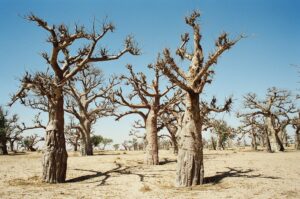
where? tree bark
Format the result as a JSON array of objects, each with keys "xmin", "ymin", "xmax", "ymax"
[
  {"xmin": 176, "ymin": 92, "xmax": 204, "ymax": 187},
  {"xmin": 265, "ymin": 131, "xmax": 272, "ymax": 153},
  {"xmin": 216, "ymin": 134, "xmax": 224, "ymax": 150},
  {"xmin": 266, "ymin": 117, "xmax": 280, "ymax": 152},
  {"xmin": 42, "ymin": 88, "xmax": 68, "ymax": 183},
  {"xmin": 79, "ymin": 120, "xmax": 93, "ymax": 156},
  {"xmin": 144, "ymin": 108, "xmax": 159, "ymax": 165},
  {"xmin": 275, "ymin": 132, "xmax": 284, "ymax": 151},
  {"xmin": 211, "ymin": 136, "xmax": 216, "ymax": 150},
  {"xmin": 251, "ymin": 132, "xmax": 257, "ymax": 151}
]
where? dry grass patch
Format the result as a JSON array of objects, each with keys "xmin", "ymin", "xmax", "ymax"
[{"xmin": 7, "ymin": 175, "xmax": 44, "ymax": 186}]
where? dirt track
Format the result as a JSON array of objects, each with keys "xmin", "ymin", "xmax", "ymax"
[{"xmin": 0, "ymin": 149, "xmax": 299, "ymax": 199}]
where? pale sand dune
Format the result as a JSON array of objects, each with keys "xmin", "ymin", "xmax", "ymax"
[{"xmin": 0, "ymin": 150, "xmax": 299, "ymax": 199}]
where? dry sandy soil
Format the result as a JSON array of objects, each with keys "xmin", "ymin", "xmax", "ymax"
[{"xmin": 0, "ymin": 149, "xmax": 299, "ymax": 199}]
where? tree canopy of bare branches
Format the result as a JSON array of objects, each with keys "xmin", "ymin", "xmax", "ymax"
[
  {"xmin": 9, "ymin": 14, "xmax": 139, "ymax": 183},
  {"xmin": 111, "ymin": 63, "xmax": 182, "ymax": 165},
  {"xmin": 239, "ymin": 87, "xmax": 296, "ymax": 152},
  {"xmin": 65, "ymin": 66, "xmax": 117, "ymax": 156}
]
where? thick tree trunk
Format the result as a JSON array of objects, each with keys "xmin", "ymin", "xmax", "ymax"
[
  {"xmin": 216, "ymin": 135, "xmax": 223, "ymax": 150},
  {"xmin": 80, "ymin": 120, "xmax": 93, "ymax": 156},
  {"xmin": 43, "ymin": 89, "xmax": 68, "ymax": 183},
  {"xmin": 266, "ymin": 118, "xmax": 280, "ymax": 152},
  {"xmin": 74, "ymin": 135, "xmax": 79, "ymax": 152},
  {"xmin": 265, "ymin": 132, "xmax": 272, "ymax": 153},
  {"xmin": 211, "ymin": 136, "xmax": 216, "ymax": 150},
  {"xmin": 176, "ymin": 92, "xmax": 204, "ymax": 187},
  {"xmin": 145, "ymin": 109, "xmax": 159, "ymax": 165},
  {"xmin": 275, "ymin": 132, "xmax": 284, "ymax": 151},
  {"xmin": 251, "ymin": 132, "xmax": 257, "ymax": 151}
]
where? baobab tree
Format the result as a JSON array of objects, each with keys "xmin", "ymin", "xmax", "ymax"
[
  {"xmin": 240, "ymin": 88, "xmax": 295, "ymax": 152},
  {"xmin": 112, "ymin": 64, "xmax": 181, "ymax": 165},
  {"xmin": 10, "ymin": 14, "xmax": 139, "ymax": 183},
  {"xmin": 65, "ymin": 66, "xmax": 117, "ymax": 155},
  {"xmin": 237, "ymin": 115, "xmax": 261, "ymax": 151},
  {"xmin": 159, "ymin": 106, "xmax": 183, "ymax": 155},
  {"xmin": 156, "ymin": 11, "xmax": 242, "ymax": 186}
]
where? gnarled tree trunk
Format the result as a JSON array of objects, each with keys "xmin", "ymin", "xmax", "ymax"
[
  {"xmin": 43, "ymin": 89, "xmax": 68, "ymax": 183},
  {"xmin": 145, "ymin": 108, "xmax": 159, "ymax": 165},
  {"xmin": 78, "ymin": 119, "xmax": 93, "ymax": 156},
  {"xmin": 176, "ymin": 92, "xmax": 204, "ymax": 187}
]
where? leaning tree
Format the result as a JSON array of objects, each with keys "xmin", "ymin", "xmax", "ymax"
[
  {"xmin": 112, "ymin": 64, "xmax": 181, "ymax": 165},
  {"xmin": 65, "ymin": 66, "xmax": 117, "ymax": 156},
  {"xmin": 10, "ymin": 14, "xmax": 139, "ymax": 183},
  {"xmin": 156, "ymin": 11, "xmax": 242, "ymax": 186}
]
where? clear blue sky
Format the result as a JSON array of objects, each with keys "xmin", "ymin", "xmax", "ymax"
[{"xmin": 0, "ymin": 0, "xmax": 299, "ymax": 145}]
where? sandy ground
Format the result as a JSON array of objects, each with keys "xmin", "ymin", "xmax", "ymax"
[{"xmin": 0, "ymin": 149, "xmax": 299, "ymax": 199}]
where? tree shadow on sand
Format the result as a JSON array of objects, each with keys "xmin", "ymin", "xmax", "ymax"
[
  {"xmin": 66, "ymin": 163, "xmax": 145, "ymax": 186},
  {"xmin": 204, "ymin": 167, "xmax": 281, "ymax": 185},
  {"xmin": 159, "ymin": 158, "xmax": 177, "ymax": 165}
]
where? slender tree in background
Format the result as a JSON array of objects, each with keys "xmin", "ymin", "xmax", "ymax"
[
  {"xmin": 65, "ymin": 66, "xmax": 117, "ymax": 156},
  {"xmin": 209, "ymin": 119, "xmax": 235, "ymax": 150},
  {"xmin": 113, "ymin": 144, "xmax": 120, "ymax": 151},
  {"xmin": 112, "ymin": 64, "xmax": 181, "ymax": 165},
  {"xmin": 65, "ymin": 122, "xmax": 81, "ymax": 152},
  {"xmin": 237, "ymin": 115, "xmax": 261, "ymax": 151},
  {"xmin": 159, "ymin": 104, "xmax": 183, "ymax": 155},
  {"xmin": 91, "ymin": 135, "xmax": 104, "ymax": 148},
  {"xmin": 5, "ymin": 114, "xmax": 23, "ymax": 152},
  {"xmin": 240, "ymin": 88, "xmax": 296, "ymax": 152},
  {"xmin": 0, "ymin": 106, "xmax": 8, "ymax": 155},
  {"xmin": 101, "ymin": 138, "xmax": 113, "ymax": 150},
  {"xmin": 157, "ymin": 11, "xmax": 242, "ymax": 186},
  {"xmin": 10, "ymin": 14, "xmax": 139, "ymax": 183}
]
